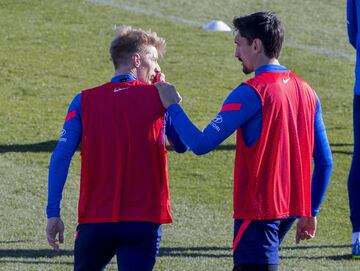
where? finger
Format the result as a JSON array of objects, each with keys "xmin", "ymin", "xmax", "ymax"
[
  {"xmin": 47, "ymin": 237, "xmax": 59, "ymax": 251},
  {"xmin": 52, "ymin": 243, "xmax": 60, "ymax": 251},
  {"xmin": 295, "ymin": 229, "xmax": 302, "ymax": 244},
  {"xmin": 304, "ymin": 231, "xmax": 315, "ymax": 240},
  {"xmin": 295, "ymin": 226, "xmax": 302, "ymax": 243},
  {"xmin": 303, "ymin": 230, "xmax": 315, "ymax": 239},
  {"xmin": 59, "ymin": 231, "xmax": 64, "ymax": 244},
  {"xmin": 300, "ymin": 232, "xmax": 306, "ymax": 241},
  {"xmin": 159, "ymin": 73, "xmax": 166, "ymax": 82},
  {"xmin": 308, "ymin": 227, "xmax": 316, "ymax": 236},
  {"xmin": 46, "ymin": 232, "xmax": 55, "ymax": 244}
]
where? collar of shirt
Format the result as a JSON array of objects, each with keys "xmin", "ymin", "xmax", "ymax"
[
  {"xmin": 111, "ymin": 74, "xmax": 137, "ymax": 83},
  {"xmin": 255, "ymin": 64, "xmax": 288, "ymax": 76}
]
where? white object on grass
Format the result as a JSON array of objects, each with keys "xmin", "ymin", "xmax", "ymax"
[{"xmin": 202, "ymin": 20, "xmax": 232, "ymax": 32}]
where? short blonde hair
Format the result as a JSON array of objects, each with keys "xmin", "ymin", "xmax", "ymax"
[{"xmin": 109, "ymin": 25, "xmax": 166, "ymax": 69}]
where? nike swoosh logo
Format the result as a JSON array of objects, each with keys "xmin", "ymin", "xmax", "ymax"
[
  {"xmin": 282, "ymin": 78, "xmax": 290, "ymax": 84},
  {"xmin": 113, "ymin": 87, "xmax": 129, "ymax": 93}
]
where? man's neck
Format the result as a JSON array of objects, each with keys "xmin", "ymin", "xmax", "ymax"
[
  {"xmin": 114, "ymin": 66, "xmax": 137, "ymax": 78},
  {"xmin": 255, "ymin": 57, "xmax": 280, "ymax": 70}
]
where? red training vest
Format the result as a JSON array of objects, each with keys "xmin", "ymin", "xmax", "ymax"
[
  {"xmin": 233, "ymin": 71, "xmax": 316, "ymax": 220},
  {"xmin": 79, "ymin": 80, "xmax": 171, "ymax": 224}
]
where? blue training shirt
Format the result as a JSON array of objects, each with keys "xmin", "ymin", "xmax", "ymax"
[
  {"xmin": 167, "ymin": 64, "xmax": 333, "ymax": 216},
  {"xmin": 347, "ymin": 0, "xmax": 360, "ymax": 95},
  {"xmin": 46, "ymin": 74, "xmax": 188, "ymax": 218}
]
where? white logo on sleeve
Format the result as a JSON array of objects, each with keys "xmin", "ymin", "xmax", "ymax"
[
  {"xmin": 59, "ymin": 129, "xmax": 67, "ymax": 142},
  {"xmin": 210, "ymin": 115, "xmax": 223, "ymax": 132},
  {"xmin": 60, "ymin": 129, "xmax": 66, "ymax": 137},
  {"xmin": 212, "ymin": 115, "xmax": 223, "ymax": 123}
]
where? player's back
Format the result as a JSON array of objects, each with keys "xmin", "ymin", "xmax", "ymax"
[{"xmin": 78, "ymin": 80, "xmax": 172, "ymax": 225}]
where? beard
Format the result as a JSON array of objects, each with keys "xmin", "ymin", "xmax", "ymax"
[
  {"xmin": 242, "ymin": 65, "xmax": 252, "ymax": 75},
  {"xmin": 238, "ymin": 58, "xmax": 252, "ymax": 74}
]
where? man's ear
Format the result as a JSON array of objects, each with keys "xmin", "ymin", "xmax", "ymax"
[
  {"xmin": 132, "ymin": 53, "xmax": 141, "ymax": 68},
  {"xmin": 252, "ymin": 38, "xmax": 264, "ymax": 53}
]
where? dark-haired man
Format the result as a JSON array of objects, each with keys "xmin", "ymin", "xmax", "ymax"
[{"xmin": 155, "ymin": 12, "xmax": 333, "ymax": 271}]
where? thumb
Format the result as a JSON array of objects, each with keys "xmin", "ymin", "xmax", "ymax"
[{"xmin": 159, "ymin": 73, "xmax": 166, "ymax": 82}]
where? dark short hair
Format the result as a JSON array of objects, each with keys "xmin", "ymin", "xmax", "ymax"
[{"xmin": 233, "ymin": 12, "xmax": 284, "ymax": 59}]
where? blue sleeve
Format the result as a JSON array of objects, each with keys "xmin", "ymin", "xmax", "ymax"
[
  {"xmin": 46, "ymin": 93, "xmax": 82, "ymax": 218},
  {"xmin": 165, "ymin": 113, "xmax": 189, "ymax": 153},
  {"xmin": 311, "ymin": 95, "xmax": 333, "ymax": 216},
  {"xmin": 347, "ymin": 0, "xmax": 358, "ymax": 48},
  {"xmin": 167, "ymin": 85, "xmax": 261, "ymax": 155}
]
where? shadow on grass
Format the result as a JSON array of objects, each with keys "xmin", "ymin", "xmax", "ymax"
[
  {"xmin": 0, "ymin": 249, "xmax": 73, "ymax": 258},
  {"xmin": 0, "ymin": 259, "xmax": 73, "ymax": 265},
  {"xmin": 159, "ymin": 246, "xmax": 231, "ymax": 258},
  {"xmin": 159, "ymin": 244, "xmax": 353, "ymax": 259},
  {"xmin": 0, "ymin": 246, "xmax": 354, "ymax": 262},
  {"xmin": 281, "ymin": 244, "xmax": 353, "ymax": 261},
  {"xmin": 0, "ymin": 240, "xmax": 34, "ymax": 244},
  {"xmin": 0, "ymin": 141, "xmax": 354, "ymax": 155},
  {"xmin": 281, "ymin": 254, "xmax": 353, "ymax": 261},
  {"xmin": 0, "ymin": 141, "xmax": 82, "ymax": 153},
  {"xmin": 0, "ymin": 141, "xmax": 235, "ymax": 153},
  {"xmin": 330, "ymin": 143, "xmax": 354, "ymax": 155},
  {"xmin": 281, "ymin": 244, "xmax": 351, "ymax": 250},
  {"xmin": 0, "ymin": 141, "xmax": 59, "ymax": 153}
]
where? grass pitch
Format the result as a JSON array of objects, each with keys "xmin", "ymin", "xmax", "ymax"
[{"xmin": 0, "ymin": 0, "xmax": 359, "ymax": 270}]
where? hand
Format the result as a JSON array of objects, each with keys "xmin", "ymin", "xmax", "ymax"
[
  {"xmin": 296, "ymin": 216, "xmax": 317, "ymax": 244},
  {"xmin": 46, "ymin": 217, "xmax": 65, "ymax": 251},
  {"xmin": 152, "ymin": 72, "xmax": 166, "ymax": 83},
  {"xmin": 155, "ymin": 82, "xmax": 182, "ymax": 109}
]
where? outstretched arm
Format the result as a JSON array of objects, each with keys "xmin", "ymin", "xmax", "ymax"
[{"xmin": 156, "ymin": 82, "xmax": 261, "ymax": 155}]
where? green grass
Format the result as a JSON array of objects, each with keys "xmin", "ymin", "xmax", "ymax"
[{"xmin": 0, "ymin": 0, "xmax": 359, "ymax": 270}]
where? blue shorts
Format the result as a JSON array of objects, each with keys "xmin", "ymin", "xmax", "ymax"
[
  {"xmin": 74, "ymin": 221, "xmax": 162, "ymax": 271},
  {"xmin": 233, "ymin": 218, "xmax": 296, "ymax": 265}
]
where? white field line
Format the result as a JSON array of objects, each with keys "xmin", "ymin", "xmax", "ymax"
[
  {"xmin": 85, "ymin": 0, "xmax": 355, "ymax": 62},
  {"xmin": 85, "ymin": 0, "xmax": 202, "ymax": 27}
]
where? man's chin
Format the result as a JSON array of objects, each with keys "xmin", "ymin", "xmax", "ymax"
[{"xmin": 242, "ymin": 68, "xmax": 252, "ymax": 75}]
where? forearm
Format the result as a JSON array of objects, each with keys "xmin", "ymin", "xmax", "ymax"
[
  {"xmin": 47, "ymin": 129, "xmax": 80, "ymax": 217},
  {"xmin": 165, "ymin": 113, "xmax": 189, "ymax": 153},
  {"xmin": 167, "ymin": 104, "xmax": 233, "ymax": 155},
  {"xmin": 311, "ymin": 97, "xmax": 333, "ymax": 216},
  {"xmin": 311, "ymin": 160, "xmax": 332, "ymax": 216},
  {"xmin": 46, "ymin": 153, "xmax": 72, "ymax": 218}
]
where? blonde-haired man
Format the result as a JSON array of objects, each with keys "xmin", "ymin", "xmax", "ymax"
[{"xmin": 46, "ymin": 26, "xmax": 187, "ymax": 271}]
